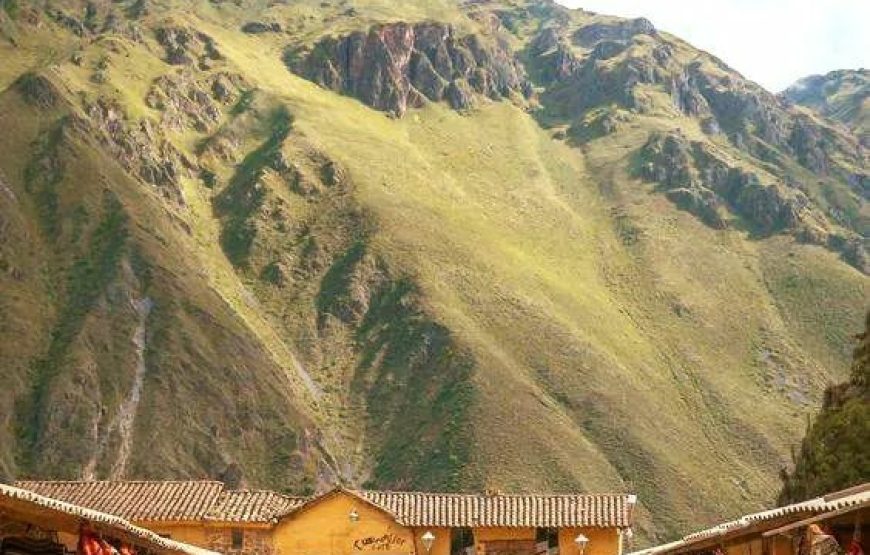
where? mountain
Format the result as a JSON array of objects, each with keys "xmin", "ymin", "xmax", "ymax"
[
  {"xmin": 0, "ymin": 0, "xmax": 866, "ymax": 545},
  {"xmin": 781, "ymin": 69, "xmax": 869, "ymax": 146},
  {"xmin": 778, "ymin": 312, "xmax": 869, "ymax": 504}
]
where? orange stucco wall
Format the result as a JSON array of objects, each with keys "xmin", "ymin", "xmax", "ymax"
[
  {"xmin": 558, "ymin": 527, "xmax": 621, "ymax": 555},
  {"xmin": 414, "ymin": 527, "xmax": 452, "ymax": 555},
  {"xmin": 273, "ymin": 492, "xmax": 417, "ymax": 555},
  {"xmin": 138, "ymin": 522, "xmax": 210, "ymax": 547}
]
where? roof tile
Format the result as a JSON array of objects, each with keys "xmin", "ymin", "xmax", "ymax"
[
  {"xmin": 14, "ymin": 480, "xmax": 224, "ymax": 522},
  {"xmin": 207, "ymin": 490, "xmax": 307, "ymax": 523},
  {"xmin": 13, "ymin": 482, "xmax": 635, "ymax": 529},
  {"xmin": 353, "ymin": 490, "xmax": 634, "ymax": 528}
]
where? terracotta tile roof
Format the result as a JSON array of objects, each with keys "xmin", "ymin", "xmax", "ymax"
[
  {"xmin": 0, "ymin": 484, "xmax": 217, "ymax": 555},
  {"xmin": 207, "ymin": 490, "xmax": 307, "ymax": 523},
  {"xmin": 742, "ymin": 482, "xmax": 870, "ymax": 523},
  {"xmin": 14, "ymin": 480, "xmax": 224, "ymax": 522},
  {"xmin": 629, "ymin": 483, "xmax": 870, "ymax": 555},
  {"xmin": 351, "ymin": 490, "xmax": 636, "ymax": 528},
  {"xmin": 13, "ymin": 481, "xmax": 636, "ymax": 529}
]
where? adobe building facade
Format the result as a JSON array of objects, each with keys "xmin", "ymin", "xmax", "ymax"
[
  {"xmin": 14, "ymin": 482, "xmax": 636, "ymax": 555},
  {"xmin": 272, "ymin": 489, "xmax": 629, "ymax": 555}
]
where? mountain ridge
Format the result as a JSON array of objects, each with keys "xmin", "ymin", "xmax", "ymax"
[
  {"xmin": 781, "ymin": 68, "xmax": 868, "ymax": 146},
  {"xmin": 0, "ymin": 0, "xmax": 866, "ymax": 546}
]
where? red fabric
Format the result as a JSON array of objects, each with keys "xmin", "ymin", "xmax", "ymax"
[
  {"xmin": 847, "ymin": 539, "xmax": 864, "ymax": 555},
  {"xmin": 78, "ymin": 532, "xmax": 103, "ymax": 555}
]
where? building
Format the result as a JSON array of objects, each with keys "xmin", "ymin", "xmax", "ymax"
[
  {"xmin": 630, "ymin": 483, "xmax": 869, "ymax": 555},
  {"xmin": 13, "ymin": 481, "xmax": 637, "ymax": 555},
  {"xmin": 14, "ymin": 480, "xmax": 304, "ymax": 552},
  {"xmin": 0, "ymin": 482, "xmax": 217, "ymax": 555}
]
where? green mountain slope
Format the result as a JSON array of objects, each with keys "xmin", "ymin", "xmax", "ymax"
[
  {"xmin": 781, "ymin": 69, "xmax": 868, "ymax": 146},
  {"xmin": 0, "ymin": 0, "xmax": 866, "ymax": 544}
]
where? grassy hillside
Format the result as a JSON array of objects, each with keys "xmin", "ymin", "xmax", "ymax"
[{"xmin": 0, "ymin": 0, "xmax": 866, "ymax": 545}]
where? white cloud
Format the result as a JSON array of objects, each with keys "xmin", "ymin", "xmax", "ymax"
[{"xmin": 556, "ymin": 0, "xmax": 869, "ymax": 91}]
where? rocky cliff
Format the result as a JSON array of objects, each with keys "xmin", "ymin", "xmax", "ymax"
[{"xmin": 285, "ymin": 21, "xmax": 532, "ymax": 116}]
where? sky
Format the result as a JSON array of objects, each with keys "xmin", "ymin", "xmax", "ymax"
[{"xmin": 556, "ymin": 0, "xmax": 869, "ymax": 92}]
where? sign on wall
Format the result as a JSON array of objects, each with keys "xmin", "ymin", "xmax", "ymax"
[{"xmin": 353, "ymin": 534, "xmax": 408, "ymax": 551}]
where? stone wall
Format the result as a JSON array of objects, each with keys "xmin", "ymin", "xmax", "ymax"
[{"xmin": 207, "ymin": 527, "xmax": 276, "ymax": 554}]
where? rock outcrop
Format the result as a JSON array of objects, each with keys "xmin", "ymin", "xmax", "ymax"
[
  {"xmin": 48, "ymin": 9, "xmax": 86, "ymax": 37},
  {"xmin": 155, "ymin": 25, "xmax": 223, "ymax": 68},
  {"xmin": 79, "ymin": 98, "xmax": 192, "ymax": 203},
  {"xmin": 571, "ymin": 17, "xmax": 657, "ymax": 47},
  {"xmin": 241, "ymin": 21, "xmax": 281, "ymax": 34},
  {"xmin": 286, "ymin": 22, "xmax": 532, "ymax": 116},
  {"xmin": 16, "ymin": 72, "xmax": 60, "ymax": 109},
  {"xmin": 639, "ymin": 132, "xmax": 728, "ymax": 229},
  {"xmin": 640, "ymin": 131, "xmax": 866, "ymax": 270},
  {"xmin": 145, "ymin": 71, "xmax": 246, "ymax": 132},
  {"xmin": 528, "ymin": 26, "xmax": 581, "ymax": 84}
]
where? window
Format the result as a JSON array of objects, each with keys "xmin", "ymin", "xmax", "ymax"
[
  {"xmin": 536, "ymin": 529, "xmax": 559, "ymax": 551},
  {"xmin": 231, "ymin": 529, "xmax": 244, "ymax": 550},
  {"xmin": 451, "ymin": 528, "xmax": 475, "ymax": 555}
]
